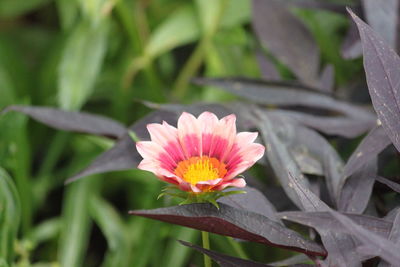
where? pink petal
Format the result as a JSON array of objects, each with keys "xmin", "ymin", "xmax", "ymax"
[
  {"xmin": 136, "ymin": 141, "xmax": 176, "ymax": 171},
  {"xmin": 238, "ymin": 143, "xmax": 265, "ymax": 165},
  {"xmin": 225, "ymin": 143, "xmax": 265, "ymax": 180},
  {"xmin": 198, "ymin": 112, "xmax": 219, "ymax": 155},
  {"xmin": 178, "ymin": 112, "xmax": 202, "ymax": 158},
  {"xmin": 136, "ymin": 141, "xmax": 163, "ymax": 159},
  {"xmin": 225, "ymin": 132, "xmax": 258, "ymax": 164},
  {"xmin": 158, "ymin": 168, "xmax": 183, "ymax": 183},
  {"xmin": 161, "ymin": 122, "xmax": 186, "ymax": 163},
  {"xmin": 209, "ymin": 114, "xmax": 237, "ymax": 161},
  {"xmin": 142, "ymin": 122, "xmax": 186, "ymax": 164},
  {"xmin": 137, "ymin": 158, "xmax": 159, "ymax": 173},
  {"xmin": 195, "ymin": 178, "xmax": 221, "ymax": 192},
  {"xmin": 138, "ymin": 156, "xmax": 185, "ymax": 185},
  {"xmin": 177, "ymin": 181, "xmax": 192, "ymax": 192},
  {"xmin": 189, "ymin": 184, "xmax": 202, "ymax": 193},
  {"xmin": 147, "ymin": 123, "xmax": 178, "ymax": 146},
  {"xmin": 213, "ymin": 178, "xmax": 246, "ymax": 191},
  {"xmin": 235, "ymin": 132, "xmax": 258, "ymax": 146},
  {"xmin": 137, "ymin": 160, "xmax": 194, "ymax": 191},
  {"xmin": 196, "ymin": 178, "xmax": 223, "ymax": 186}
]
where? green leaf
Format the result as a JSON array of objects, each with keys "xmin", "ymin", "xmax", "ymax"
[
  {"xmin": 0, "ymin": 0, "xmax": 51, "ymax": 18},
  {"xmin": 0, "ymin": 36, "xmax": 30, "ymax": 104},
  {"xmin": 78, "ymin": 0, "xmax": 108, "ymax": 26},
  {"xmin": 0, "ymin": 64, "xmax": 15, "ymax": 109},
  {"xmin": 0, "ymin": 167, "xmax": 21, "ymax": 263},
  {"xmin": 56, "ymin": 0, "xmax": 79, "ymax": 30},
  {"xmin": 163, "ymin": 227, "xmax": 198, "ymax": 267},
  {"xmin": 219, "ymin": 0, "xmax": 250, "ymax": 29},
  {"xmin": 29, "ymin": 218, "xmax": 61, "ymax": 247},
  {"xmin": 89, "ymin": 196, "xmax": 131, "ymax": 267},
  {"xmin": 0, "ymin": 112, "xmax": 32, "ymax": 234},
  {"xmin": 58, "ymin": 20, "xmax": 109, "ymax": 110},
  {"xmin": 195, "ymin": 0, "xmax": 222, "ymax": 36},
  {"xmin": 145, "ymin": 4, "xmax": 200, "ymax": 59},
  {"xmin": 58, "ymin": 179, "xmax": 98, "ymax": 267}
]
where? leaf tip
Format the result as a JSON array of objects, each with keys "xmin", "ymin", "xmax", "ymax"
[
  {"xmin": 345, "ymin": 7, "xmax": 354, "ymax": 16},
  {"xmin": 64, "ymin": 175, "xmax": 80, "ymax": 185},
  {"xmin": 346, "ymin": 7, "xmax": 362, "ymax": 26}
]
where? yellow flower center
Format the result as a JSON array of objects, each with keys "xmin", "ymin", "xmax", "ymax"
[{"xmin": 174, "ymin": 156, "xmax": 227, "ymax": 185}]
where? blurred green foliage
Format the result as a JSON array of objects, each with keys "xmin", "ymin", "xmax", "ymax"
[{"xmin": 0, "ymin": 0, "xmax": 357, "ymax": 266}]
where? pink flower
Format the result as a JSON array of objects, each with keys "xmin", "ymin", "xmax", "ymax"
[{"xmin": 136, "ymin": 112, "xmax": 265, "ymax": 193}]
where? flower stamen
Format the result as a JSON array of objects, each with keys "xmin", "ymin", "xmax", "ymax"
[{"xmin": 175, "ymin": 156, "xmax": 227, "ymax": 185}]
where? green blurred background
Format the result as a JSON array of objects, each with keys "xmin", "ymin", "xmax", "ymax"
[{"xmin": 0, "ymin": 0, "xmax": 359, "ymax": 266}]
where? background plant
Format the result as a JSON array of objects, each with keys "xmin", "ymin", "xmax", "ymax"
[{"xmin": 1, "ymin": 0, "xmax": 399, "ymax": 266}]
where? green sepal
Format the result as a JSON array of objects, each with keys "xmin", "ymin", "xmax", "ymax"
[{"xmin": 157, "ymin": 185, "xmax": 246, "ymax": 208}]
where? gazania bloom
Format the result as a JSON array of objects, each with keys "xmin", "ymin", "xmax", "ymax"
[{"xmin": 136, "ymin": 112, "xmax": 265, "ymax": 193}]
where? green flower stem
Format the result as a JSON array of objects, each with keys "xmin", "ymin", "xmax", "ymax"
[
  {"xmin": 226, "ymin": 236, "xmax": 249, "ymax": 259},
  {"xmin": 201, "ymin": 231, "xmax": 212, "ymax": 267}
]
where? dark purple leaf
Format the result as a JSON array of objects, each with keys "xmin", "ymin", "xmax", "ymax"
[
  {"xmin": 263, "ymin": 186, "xmax": 297, "ymax": 212},
  {"xmin": 288, "ymin": 126, "xmax": 343, "ymax": 203},
  {"xmin": 338, "ymin": 159, "xmax": 377, "ymax": 213},
  {"xmin": 344, "ymin": 125, "xmax": 391, "ymax": 177},
  {"xmin": 361, "ymin": 0, "xmax": 399, "ymax": 49},
  {"xmin": 308, "ymin": 178, "xmax": 321, "ymax": 199},
  {"xmin": 279, "ymin": 211, "xmax": 392, "ymax": 238},
  {"xmin": 341, "ymin": 6, "xmax": 363, "ymax": 59},
  {"xmin": 287, "ymin": 173, "xmax": 362, "ymax": 267},
  {"xmin": 260, "ymin": 112, "xmax": 344, "ymax": 204},
  {"xmin": 388, "ymin": 210, "xmax": 400, "ymax": 241},
  {"xmin": 343, "ymin": 42, "xmax": 362, "ymax": 60},
  {"xmin": 130, "ymin": 203, "xmax": 326, "ymax": 256},
  {"xmin": 341, "ymin": 7, "xmax": 363, "ymax": 59},
  {"xmin": 267, "ymin": 254, "xmax": 310, "ymax": 267},
  {"xmin": 179, "ymin": 240, "xmax": 272, "ymax": 267},
  {"xmin": 384, "ymin": 207, "xmax": 400, "ymax": 221},
  {"xmin": 284, "ymin": 0, "xmax": 349, "ymax": 13},
  {"xmin": 256, "ymin": 50, "xmax": 280, "ymax": 81},
  {"xmin": 141, "ymin": 101, "xmax": 257, "ymax": 131},
  {"xmin": 1, "ymin": 105, "xmax": 127, "ymax": 139},
  {"xmin": 349, "ymin": 9, "xmax": 400, "ymax": 152},
  {"xmin": 256, "ymin": 112, "xmax": 311, "ymax": 207},
  {"xmin": 379, "ymin": 209, "xmax": 400, "ymax": 266},
  {"xmin": 268, "ymin": 110, "xmax": 373, "ymax": 138},
  {"xmin": 194, "ymin": 77, "xmax": 376, "ymax": 122},
  {"xmin": 329, "ymin": 210, "xmax": 400, "ymax": 265},
  {"xmin": 356, "ymin": 245, "xmax": 384, "ymax": 261},
  {"xmin": 342, "ymin": 38, "xmax": 362, "ymax": 59},
  {"xmin": 252, "ymin": 0, "xmax": 320, "ymax": 87},
  {"xmin": 219, "ymin": 187, "xmax": 281, "ymax": 224},
  {"xmin": 376, "ymin": 176, "xmax": 400, "ymax": 193},
  {"xmin": 291, "ymin": 151, "xmax": 323, "ymax": 177},
  {"xmin": 287, "ymin": 172, "xmax": 329, "ymax": 211},
  {"xmin": 128, "ymin": 109, "xmax": 179, "ymax": 140},
  {"xmin": 66, "ymin": 135, "xmax": 140, "ymax": 183},
  {"xmin": 319, "ymin": 65, "xmax": 335, "ymax": 93},
  {"xmin": 67, "ymin": 110, "xmax": 182, "ymax": 183}
]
